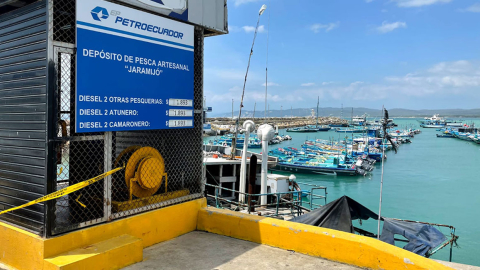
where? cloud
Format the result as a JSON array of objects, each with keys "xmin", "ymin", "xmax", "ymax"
[
  {"xmin": 322, "ymin": 81, "xmax": 335, "ymax": 85},
  {"xmin": 310, "ymin": 22, "xmax": 339, "ymax": 33},
  {"xmin": 302, "ymin": 61, "xmax": 480, "ymax": 101},
  {"xmin": 376, "ymin": 21, "xmax": 407, "ymax": 34},
  {"xmin": 301, "ymin": 83, "xmax": 316, "ymax": 87},
  {"xmin": 459, "ymin": 3, "xmax": 480, "ymax": 12},
  {"xmin": 242, "ymin": 25, "xmax": 266, "ymax": 33},
  {"xmin": 393, "ymin": 0, "xmax": 452, "ymax": 8},
  {"xmin": 384, "ymin": 61, "xmax": 480, "ymax": 94},
  {"xmin": 231, "ymin": 0, "xmax": 261, "ymax": 7},
  {"xmin": 228, "ymin": 25, "xmax": 241, "ymax": 33},
  {"xmin": 207, "ymin": 60, "xmax": 480, "ymax": 113},
  {"xmin": 262, "ymin": 82, "xmax": 280, "ymax": 87}
]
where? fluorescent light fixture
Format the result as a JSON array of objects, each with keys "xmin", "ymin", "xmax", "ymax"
[{"xmin": 259, "ymin": 4, "xmax": 267, "ymax": 15}]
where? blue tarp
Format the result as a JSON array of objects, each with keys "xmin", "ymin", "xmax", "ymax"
[{"xmin": 380, "ymin": 218, "xmax": 446, "ymax": 256}]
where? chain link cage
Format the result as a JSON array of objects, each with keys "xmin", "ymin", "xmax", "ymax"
[{"xmin": 49, "ymin": 0, "xmax": 204, "ymax": 235}]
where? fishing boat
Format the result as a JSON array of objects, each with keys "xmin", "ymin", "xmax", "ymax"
[
  {"xmin": 418, "ymin": 114, "xmax": 448, "ymax": 128},
  {"xmin": 420, "ymin": 121, "xmax": 445, "ymax": 128},
  {"xmin": 335, "ymin": 127, "xmax": 365, "ymax": 133},
  {"xmin": 351, "ymin": 115, "xmax": 367, "ymax": 126},
  {"xmin": 272, "ymin": 162, "xmax": 359, "ymax": 176},
  {"xmin": 286, "ymin": 126, "xmax": 319, "ymax": 133},
  {"xmin": 269, "ymin": 145, "xmax": 376, "ymax": 176},
  {"xmin": 436, "ymin": 134, "xmax": 454, "ymax": 138},
  {"xmin": 317, "ymin": 125, "xmax": 332, "ymax": 132},
  {"xmin": 329, "ymin": 123, "xmax": 349, "ymax": 128}
]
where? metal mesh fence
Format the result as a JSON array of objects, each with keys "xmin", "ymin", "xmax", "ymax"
[{"xmin": 49, "ymin": 0, "xmax": 205, "ymax": 235}]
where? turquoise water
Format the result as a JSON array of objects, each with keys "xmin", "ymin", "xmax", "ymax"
[{"xmin": 205, "ymin": 118, "xmax": 480, "ymax": 266}]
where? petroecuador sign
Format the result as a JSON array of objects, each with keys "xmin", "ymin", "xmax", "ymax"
[{"xmin": 76, "ymin": 0, "xmax": 194, "ymax": 132}]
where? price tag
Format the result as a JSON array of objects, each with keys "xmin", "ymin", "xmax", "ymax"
[
  {"xmin": 169, "ymin": 120, "xmax": 193, "ymax": 127},
  {"xmin": 169, "ymin": 99, "xmax": 193, "ymax": 107},
  {"xmin": 169, "ymin": 109, "xmax": 193, "ymax": 117}
]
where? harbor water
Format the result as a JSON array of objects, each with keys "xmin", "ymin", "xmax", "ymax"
[{"xmin": 204, "ymin": 118, "xmax": 480, "ymax": 266}]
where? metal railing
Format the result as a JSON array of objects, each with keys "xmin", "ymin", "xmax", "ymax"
[{"xmin": 205, "ymin": 182, "xmax": 327, "ymax": 218}]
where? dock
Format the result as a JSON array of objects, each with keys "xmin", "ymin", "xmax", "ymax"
[{"xmin": 124, "ymin": 231, "xmax": 360, "ymax": 270}]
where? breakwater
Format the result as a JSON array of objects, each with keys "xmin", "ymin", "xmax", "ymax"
[{"xmin": 207, "ymin": 116, "xmax": 348, "ymax": 134}]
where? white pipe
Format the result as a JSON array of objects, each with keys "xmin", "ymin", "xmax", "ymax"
[
  {"xmin": 257, "ymin": 124, "xmax": 274, "ymax": 206},
  {"xmin": 240, "ymin": 120, "xmax": 255, "ymax": 203},
  {"xmin": 261, "ymin": 140, "xmax": 268, "ymax": 205}
]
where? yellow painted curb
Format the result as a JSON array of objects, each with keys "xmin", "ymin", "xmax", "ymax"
[
  {"xmin": 197, "ymin": 207, "xmax": 454, "ymax": 270},
  {"xmin": 0, "ymin": 198, "xmax": 206, "ymax": 270}
]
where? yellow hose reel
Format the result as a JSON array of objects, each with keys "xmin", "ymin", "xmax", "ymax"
[{"xmin": 114, "ymin": 146, "xmax": 168, "ymax": 201}]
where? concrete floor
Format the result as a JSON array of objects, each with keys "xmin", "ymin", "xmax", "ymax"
[{"xmin": 124, "ymin": 231, "xmax": 360, "ymax": 270}]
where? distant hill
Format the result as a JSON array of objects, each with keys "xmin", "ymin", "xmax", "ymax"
[{"xmin": 210, "ymin": 107, "xmax": 480, "ymax": 118}]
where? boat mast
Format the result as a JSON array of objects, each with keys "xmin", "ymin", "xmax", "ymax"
[
  {"xmin": 253, "ymin": 102, "xmax": 256, "ymax": 120},
  {"xmin": 377, "ymin": 106, "xmax": 386, "ymax": 239},
  {"xmin": 341, "ymin": 103, "xmax": 343, "ymax": 120},
  {"xmin": 316, "ymin": 96, "xmax": 319, "ymax": 128},
  {"xmin": 351, "ymin": 107, "xmax": 353, "ymax": 126}
]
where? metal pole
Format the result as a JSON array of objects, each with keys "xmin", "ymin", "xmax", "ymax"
[
  {"xmin": 258, "ymin": 124, "xmax": 274, "ymax": 206},
  {"xmin": 104, "ymin": 131, "xmax": 112, "ymax": 221},
  {"xmin": 232, "ymin": 8, "xmax": 265, "ymax": 159},
  {"xmin": 248, "ymin": 155, "xmax": 257, "ymax": 213},
  {"xmin": 261, "ymin": 139, "xmax": 269, "ymax": 206},
  {"xmin": 377, "ymin": 106, "xmax": 386, "ymax": 239},
  {"xmin": 265, "ymin": 1, "xmax": 270, "ymax": 122},
  {"xmin": 240, "ymin": 121, "xmax": 255, "ymax": 203}
]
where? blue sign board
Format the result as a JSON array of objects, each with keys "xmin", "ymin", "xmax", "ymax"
[{"xmin": 76, "ymin": 0, "xmax": 194, "ymax": 132}]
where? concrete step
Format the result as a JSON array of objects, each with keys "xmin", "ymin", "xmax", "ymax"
[{"xmin": 44, "ymin": 234, "xmax": 143, "ymax": 270}]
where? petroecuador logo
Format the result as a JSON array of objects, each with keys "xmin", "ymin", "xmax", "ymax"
[{"xmin": 91, "ymin": 6, "xmax": 109, "ymax": 21}]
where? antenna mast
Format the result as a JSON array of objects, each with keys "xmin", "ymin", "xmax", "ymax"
[{"xmin": 264, "ymin": 0, "xmax": 270, "ymax": 122}]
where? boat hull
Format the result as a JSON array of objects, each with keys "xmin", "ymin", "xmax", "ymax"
[
  {"xmin": 271, "ymin": 163, "xmax": 357, "ymax": 176},
  {"xmin": 287, "ymin": 129, "xmax": 318, "ymax": 133},
  {"xmin": 420, "ymin": 124, "xmax": 445, "ymax": 128},
  {"xmin": 436, "ymin": 134, "xmax": 454, "ymax": 138},
  {"xmin": 317, "ymin": 127, "xmax": 332, "ymax": 132},
  {"xmin": 335, "ymin": 129, "xmax": 364, "ymax": 133}
]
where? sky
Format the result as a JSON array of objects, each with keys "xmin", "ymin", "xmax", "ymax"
[{"xmin": 203, "ymin": 0, "xmax": 480, "ymax": 114}]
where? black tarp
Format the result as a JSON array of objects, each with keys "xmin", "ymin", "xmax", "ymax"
[
  {"xmin": 291, "ymin": 196, "xmax": 447, "ymax": 256},
  {"xmin": 380, "ymin": 218, "xmax": 446, "ymax": 256},
  {"xmin": 291, "ymin": 196, "xmax": 378, "ymax": 233}
]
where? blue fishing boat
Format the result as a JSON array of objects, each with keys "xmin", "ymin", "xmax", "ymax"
[
  {"xmin": 286, "ymin": 126, "xmax": 319, "ymax": 133},
  {"xmin": 436, "ymin": 134, "xmax": 454, "ymax": 138},
  {"xmin": 317, "ymin": 125, "xmax": 332, "ymax": 132},
  {"xmin": 329, "ymin": 123, "xmax": 349, "ymax": 128},
  {"xmin": 335, "ymin": 128, "xmax": 365, "ymax": 133}
]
